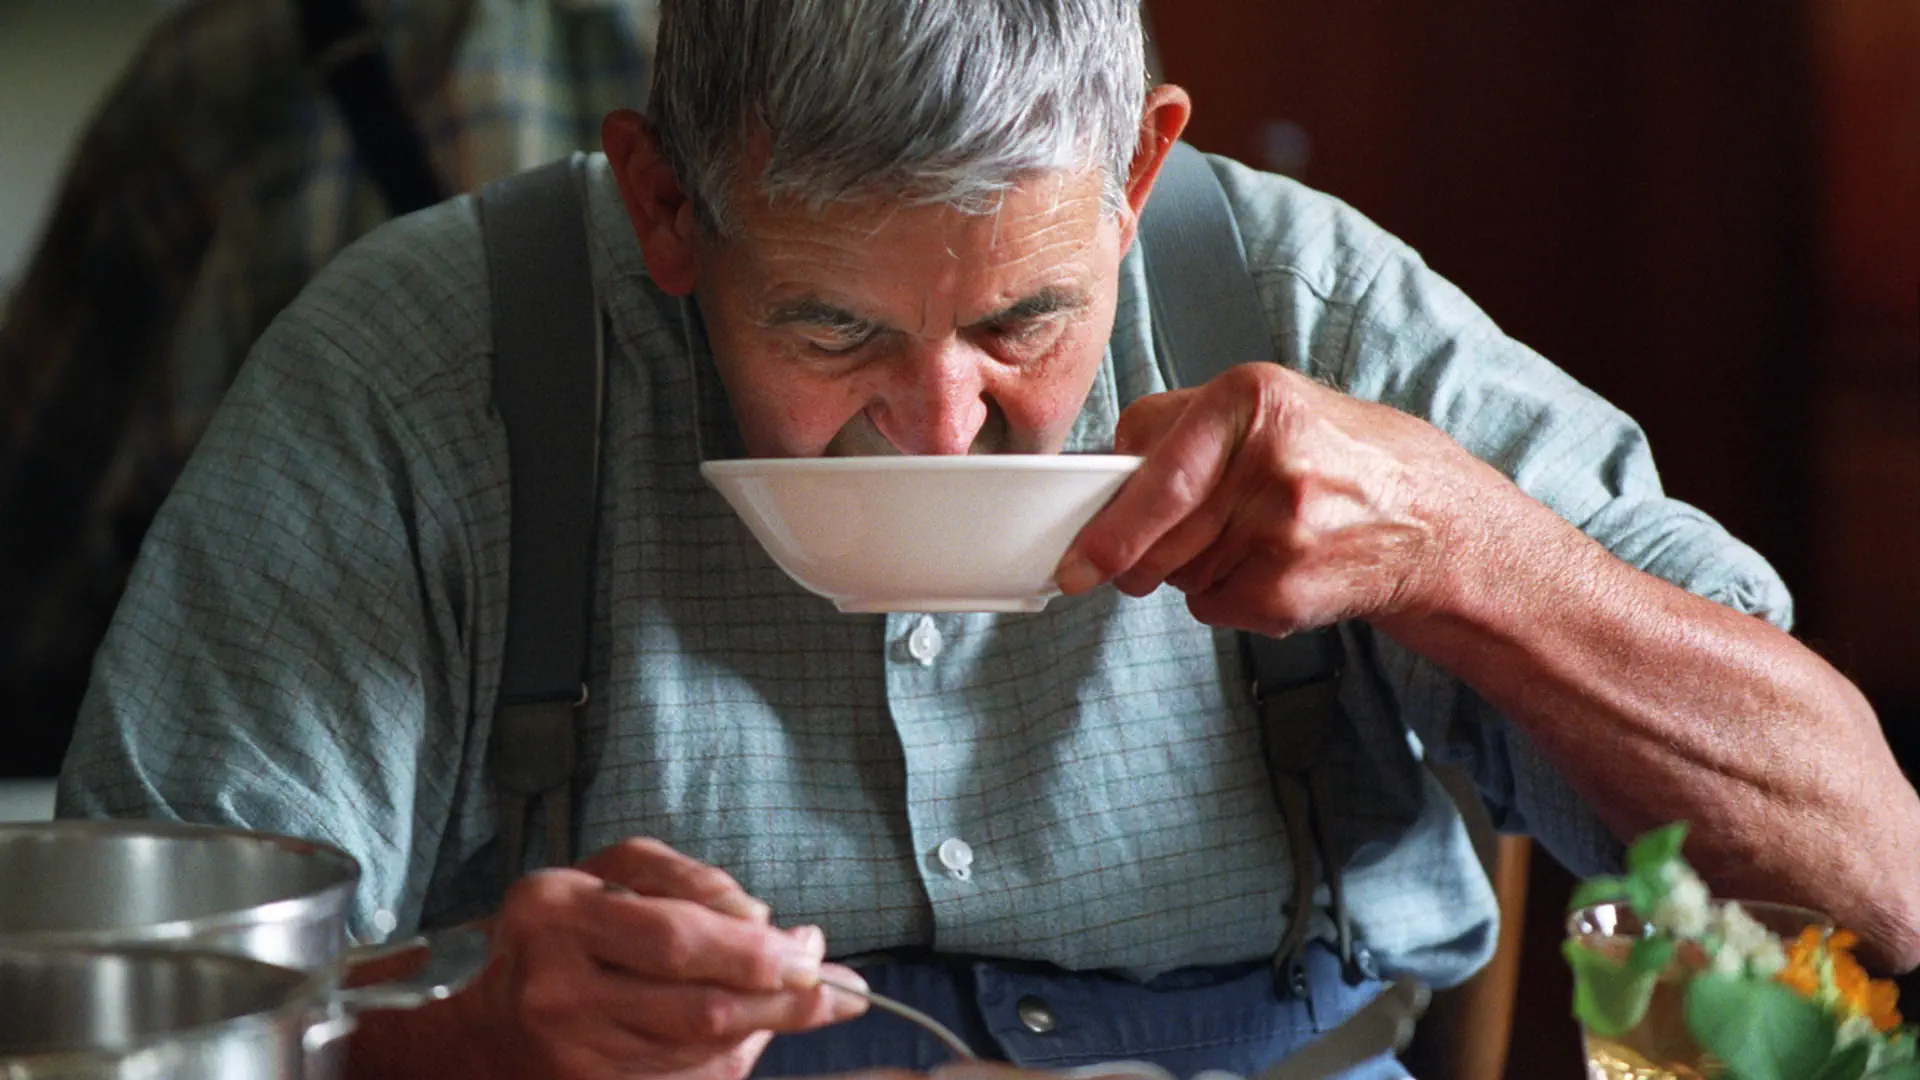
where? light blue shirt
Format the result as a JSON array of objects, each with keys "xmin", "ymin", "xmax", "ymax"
[{"xmin": 58, "ymin": 152, "xmax": 1792, "ymax": 989}]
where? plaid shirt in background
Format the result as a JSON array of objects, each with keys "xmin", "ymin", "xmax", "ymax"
[{"xmin": 0, "ymin": 0, "xmax": 655, "ymax": 767}]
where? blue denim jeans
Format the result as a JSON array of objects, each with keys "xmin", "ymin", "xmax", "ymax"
[{"xmin": 752, "ymin": 943, "xmax": 1411, "ymax": 1079}]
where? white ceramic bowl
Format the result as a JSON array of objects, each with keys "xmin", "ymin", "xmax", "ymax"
[{"xmin": 700, "ymin": 455, "xmax": 1144, "ymax": 613}]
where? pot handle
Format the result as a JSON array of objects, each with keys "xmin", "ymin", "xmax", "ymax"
[
  {"xmin": 335, "ymin": 924, "xmax": 492, "ymax": 1013},
  {"xmin": 303, "ymin": 1006, "xmax": 359, "ymax": 1058}
]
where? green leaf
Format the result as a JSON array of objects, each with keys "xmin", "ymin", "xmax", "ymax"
[
  {"xmin": 1627, "ymin": 821, "xmax": 1691, "ymax": 877},
  {"xmin": 1565, "ymin": 939, "xmax": 1659, "ymax": 1038},
  {"xmin": 1570, "ymin": 875, "xmax": 1632, "ymax": 912},
  {"xmin": 1873, "ymin": 1034, "xmax": 1920, "ymax": 1072},
  {"xmin": 1626, "ymin": 873, "xmax": 1663, "ymax": 922},
  {"xmin": 1686, "ymin": 972, "xmax": 1836, "ymax": 1080},
  {"xmin": 1629, "ymin": 935, "xmax": 1677, "ymax": 976},
  {"xmin": 1812, "ymin": 1041, "xmax": 1873, "ymax": 1080},
  {"xmin": 1865, "ymin": 1064, "xmax": 1920, "ymax": 1080}
]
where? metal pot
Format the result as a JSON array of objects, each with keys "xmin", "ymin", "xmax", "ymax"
[
  {"xmin": 0, "ymin": 821, "xmax": 487, "ymax": 1078},
  {"xmin": 0, "ymin": 944, "xmax": 409, "ymax": 1079},
  {"xmin": 0, "ymin": 820, "xmax": 357, "ymax": 971}
]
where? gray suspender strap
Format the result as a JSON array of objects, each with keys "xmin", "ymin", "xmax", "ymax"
[
  {"xmin": 477, "ymin": 156, "xmax": 605, "ymax": 881},
  {"xmin": 1138, "ymin": 141, "xmax": 1360, "ymax": 992},
  {"xmin": 1139, "ymin": 143, "xmax": 1273, "ymax": 396}
]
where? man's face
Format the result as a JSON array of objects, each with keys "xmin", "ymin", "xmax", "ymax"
[{"xmin": 690, "ymin": 171, "xmax": 1127, "ymax": 458}]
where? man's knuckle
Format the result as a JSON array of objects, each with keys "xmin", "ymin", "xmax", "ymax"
[
  {"xmin": 646, "ymin": 913, "xmax": 701, "ymax": 972},
  {"xmin": 1162, "ymin": 458, "xmax": 1213, "ymax": 508},
  {"xmin": 690, "ymin": 990, "xmax": 742, "ymax": 1040},
  {"xmin": 1224, "ymin": 362, "xmax": 1272, "ymax": 393},
  {"xmin": 1240, "ymin": 363, "xmax": 1296, "ymax": 420},
  {"xmin": 1079, "ymin": 539, "xmax": 1130, "ymax": 580},
  {"xmin": 515, "ymin": 968, "xmax": 580, "ymax": 1026},
  {"xmin": 501, "ymin": 871, "xmax": 571, "ymax": 927},
  {"xmin": 737, "ymin": 941, "xmax": 786, "ymax": 990}
]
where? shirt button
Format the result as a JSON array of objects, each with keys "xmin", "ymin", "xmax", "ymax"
[
  {"xmin": 1015, "ymin": 994, "xmax": 1057, "ymax": 1034},
  {"xmin": 936, "ymin": 836, "xmax": 973, "ymax": 881},
  {"xmin": 906, "ymin": 615, "xmax": 943, "ymax": 665}
]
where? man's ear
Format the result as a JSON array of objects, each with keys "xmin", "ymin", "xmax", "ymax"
[
  {"xmin": 602, "ymin": 109, "xmax": 700, "ymax": 296},
  {"xmin": 1117, "ymin": 84, "xmax": 1194, "ymax": 248}
]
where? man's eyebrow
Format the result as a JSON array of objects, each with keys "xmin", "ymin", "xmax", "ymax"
[
  {"xmin": 761, "ymin": 298, "xmax": 877, "ymax": 332},
  {"xmin": 761, "ymin": 286, "xmax": 1090, "ymax": 333},
  {"xmin": 977, "ymin": 286, "xmax": 1090, "ymax": 326}
]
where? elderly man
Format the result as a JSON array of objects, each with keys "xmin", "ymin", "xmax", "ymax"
[{"xmin": 58, "ymin": 1, "xmax": 1920, "ymax": 1078}]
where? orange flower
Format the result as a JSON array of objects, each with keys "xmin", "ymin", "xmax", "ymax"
[
  {"xmin": 1830, "ymin": 931, "xmax": 1904, "ymax": 1034},
  {"xmin": 1776, "ymin": 926, "xmax": 1823, "ymax": 998},
  {"xmin": 1775, "ymin": 927, "xmax": 1904, "ymax": 1034}
]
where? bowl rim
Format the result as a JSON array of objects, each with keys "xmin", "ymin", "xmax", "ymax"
[{"xmin": 699, "ymin": 453, "xmax": 1144, "ymax": 476}]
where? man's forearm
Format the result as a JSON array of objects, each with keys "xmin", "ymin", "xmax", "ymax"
[{"xmin": 1377, "ymin": 491, "xmax": 1920, "ymax": 970}]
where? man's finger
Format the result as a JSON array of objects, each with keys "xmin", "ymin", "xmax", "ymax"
[
  {"xmin": 1109, "ymin": 491, "xmax": 1244, "ymax": 597},
  {"xmin": 584, "ymin": 836, "xmax": 771, "ymax": 922},
  {"xmin": 579, "ymin": 881, "xmax": 826, "ymax": 991},
  {"xmin": 586, "ymin": 963, "xmax": 870, "ymax": 1043},
  {"xmin": 1059, "ymin": 381, "xmax": 1250, "ymax": 593},
  {"xmin": 1111, "ymin": 387, "xmax": 1197, "ymax": 456}
]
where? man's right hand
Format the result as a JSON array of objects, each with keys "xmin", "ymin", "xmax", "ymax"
[{"xmin": 356, "ymin": 837, "xmax": 869, "ymax": 1080}]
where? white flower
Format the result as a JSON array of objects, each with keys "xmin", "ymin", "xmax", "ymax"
[
  {"xmin": 1699, "ymin": 901, "xmax": 1793, "ymax": 979},
  {"xmin": 1747, "ymin": 937, "xmax": 1787, "ymax": 978},
  {"xmin": 1709, "ymin": 941, "xmax": 1747, "ymax": 978},
  {"xmin": 1652, "ymin": 862, "xmax": 1713, "ymax": 940}
]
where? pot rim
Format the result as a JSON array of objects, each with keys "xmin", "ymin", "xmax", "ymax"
[
  {"xmin": 0, "ymin": 819, "xmax": 361, "ymax": 951},
  {"xmin": 0, "ymin": 944, "xmax": 333, "ymax": 1070}
]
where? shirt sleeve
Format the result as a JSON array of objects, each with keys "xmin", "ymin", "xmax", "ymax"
[
  {"xmin": 1216, "ymin": 155, "xmax": 1793, "ymax": 877},
  {"xmin": 54, "ymin": 201, "xmax": 505, "ymax": 943}
]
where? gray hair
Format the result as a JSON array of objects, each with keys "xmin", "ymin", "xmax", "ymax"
[{"xmin": 647, "ymin": 0, "xmax": 1148, "ymax": 235}]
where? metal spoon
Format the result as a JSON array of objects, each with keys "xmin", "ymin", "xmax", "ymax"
[
  {"xmin": 1251, "ymin": 978, "xmax": 1431, "ymax": 1080},
  {"xmin": 818, "ymin": 975, "xmax": 980, "ymax": 1062}
]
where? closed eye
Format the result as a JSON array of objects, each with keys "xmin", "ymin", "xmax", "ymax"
[
  {"xmin": 805, "ymin": 327, "xmax": 878, "ymax": 355},
  {"xmin": 764, "ymin": 298, "xmax": 885, "ymax": 356},
  {"xmin": 984, "ymin": 318, "xmax": 1056, "ymax": 344}
]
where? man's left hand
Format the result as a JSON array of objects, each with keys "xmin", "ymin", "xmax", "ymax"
[{"xmin": 1056, "ymin": 362, "xmax": 1507, "ymax": 634}]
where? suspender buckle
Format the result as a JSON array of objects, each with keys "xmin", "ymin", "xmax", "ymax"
[
  {"xmin": 1245, "ymin": 631, "xmax": 1376, "ymax": 994},
  {"xmin": 492, "ymin": 694, "xmax": 584, "ymax": 879},
  {"xmin": 1275, "ymin": 951, "xmax": 1312, "ymax": 1000},
  {"xmin": 491, "ymin": 696, "xmax": 581, "ymax": 795}
]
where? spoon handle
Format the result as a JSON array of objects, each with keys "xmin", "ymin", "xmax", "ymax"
[{"xmin": 818, "ymin": 975, "xmax": 980, "ymax": 1062}]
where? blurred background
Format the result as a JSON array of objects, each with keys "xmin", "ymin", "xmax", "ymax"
[
  {"xmin": 2, "ymin": 1, "xmax": 1916, "ymax": 1075},
  {"xmin": 1, "ymin": 1, "xmax": 164, "ymax": 294}
]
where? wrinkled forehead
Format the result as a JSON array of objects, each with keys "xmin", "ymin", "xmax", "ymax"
[
  {"xmin": 718, "ymin": 127, "xmax": 1114, "ymax": 230},
  {"xmin": 720, "ymin": 164, "xmax": 1114, "ymax": 260},
  {"xmin": 706, "ymin": 167, "xmax": 1121, "ymax": 333}
]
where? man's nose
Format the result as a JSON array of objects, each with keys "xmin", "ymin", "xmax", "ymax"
[{"xmin": 871, "ymin": 339, "xmax": 991, "ymax": 455}]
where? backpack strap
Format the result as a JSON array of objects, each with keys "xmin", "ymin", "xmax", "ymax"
[
  {"xmin": 1138, "ymin": 142, "xmax": 1365, "ymax": 991},
  {"xmin": 476, "ymin": 156, "xmax": 605, "ymax": 881}
]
